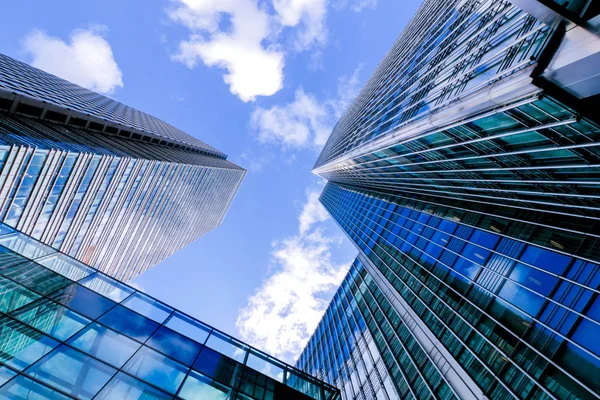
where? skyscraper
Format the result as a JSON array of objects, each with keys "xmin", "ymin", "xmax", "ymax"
[
  {"xmin": 0, "ymin": 221, "xmax": 340, "ymax": 399},
  {"xmin": 0, "ymin": 53, "xmax": 245, "ymax": 281},
  {"xmin": 298, "ymin": 1, "xmax": 600, "ymax": 399}
]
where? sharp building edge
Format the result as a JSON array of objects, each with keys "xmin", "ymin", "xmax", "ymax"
[{"xmin": 298, "ymin": 1, "xmax": 600, "ymax": 399}]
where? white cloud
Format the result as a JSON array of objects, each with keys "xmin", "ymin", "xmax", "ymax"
[
  {"xmin": 333, "ymin": 0, "xmax": 377, "ymax": 12},
  {"xmin": 237, "ymin": 187, "xmax": 351, "ymax": 363},
  {"xmin": 22, "ymin": 26, "xmax": 123, "ymax": 94},
  {"xmin": 273, "ymin": 0, "xmax": 327, "ymax": 50},
  {"xmin": 169, "ymin": 0, "xmax": 284, "ymax": 102},
  {"xmin": 251, "ymin": 65, "xmax": 362, "ymax": 150}
]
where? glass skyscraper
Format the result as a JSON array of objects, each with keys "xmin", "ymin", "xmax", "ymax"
[
  {"xmin": 298, "ymin": 1, "xmax": 600, "ymax": 399},
  {"xmin": 0, "ymin": 53, "xmax": 246, "ymax": 281},
  {"xmin": 0, "ymin": 222, "xmax": 340, "ymax": 399}
]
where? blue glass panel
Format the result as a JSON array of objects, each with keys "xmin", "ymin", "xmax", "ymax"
[
  {"xmin": 68, "ymin": 323, "xmax": 141, "ymax": 368},
  {"xmin": 50, "ymin": 283, "xmax": 116, "ymax": 319},
  {"xmin": 0, "ymin": 366, "xmax": 16, "ymax": 386},
  {"xmin": 26, "ymin": 345, "xmax": 116, "ymax": 399},
  {"xmin": 147, "ymin": 326, "xmax": 202, "ymax": 366},
  {"xmin": 246, "ymin": 351, "xmax": 285, "ymax": 382},
  {"xmin": 0, "ymin": 374, "xmax": 70, "ymax": 400},
  {"xmin": 469, "ymin": 230, "xmax": 499, "ymax": 249},
  {"xmin": 587, "ymin": 296, "xmax": 600, "ymax": 322},
  {"xmin": 124, "ymin": 346, "xmax": 188, "ymax": 394},
  {"xmin": 193, "ymin": 347, "xmax": 241, "ymax": 386},
  {"xmin": 520, "ymin": 245, "xmax": 571, "ymax": 275},
  {"xmin": 0, "ymin": 232, "xmax": 54, "ymax": 259},
  {"xmin": 178, "ymin": 370, "xmax": 231, "ymax": 400},
  {"xmin": 122, "ymin": 292, "xmax": 172, "ymax": 323},
  {"xmin": 461, "ymin": 244, "xmax": 491, "ymax": 264},
  {"xmin": 12, "ymin": 298, "xmax": 90, "ymax": 341},
  {"xmin": 79, "ymin": 273, "xmax": 134, "ymax": 302},
  {"xmin": 204, "ymin": 331, "xmax": 247, "ymax": 363},
  {"xmin": 0, "ymin": 317, "xmax": 58, "ymax": 370},
  {"xmin": 498, "ymin": 281, "xmax": 545, "ymax": 317},
  {"xmin": 571, "ymin": 319, "xmax": 600, "ymax": 357},
  {"xmin": 95, "ymin": 372, "xmax": 173, "ymax": 400},
  {"xmin": 164, "ymin": 312, "xmax": 211, "ymax": 344},
  {"xmin": 0, "ymin": 276, "xmax": 39, "ymax": 313},
  {"xmin": 453, "ymin": 257, "xmax": 481, "ymax": 280},
  {"xmin": 99, "ymin": 305, "xmax": 159, "ymax": 341},
  {"xmin": 509, "ymin": 263, "xmax": 558, "ymax": 296},
  {"xmin": 35, "ymin": 253, "xmax": 94, "ymax": 281}
]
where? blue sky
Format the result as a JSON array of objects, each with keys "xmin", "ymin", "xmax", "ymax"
[{"xmin": 0, "ymin": 0, "xmax": 419, "ymax": 363}]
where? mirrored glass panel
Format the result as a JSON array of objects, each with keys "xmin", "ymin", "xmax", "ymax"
[
  {"xmin": 193, "ymin": 347, "xmax": 241, "ymax": 387},
  {"xmin": 147, "ymin": 326, "xmax": 202, "ymax": 366},
  {"xmin": 35, "ymin": 253, "xmax": 94, "ymax": 281},
  {"xmin": 99, "ymin": 305, "xmax": 159, "ymax": 342},
  {"xmin": 123, "ymin": 346, "xmax": 188, "ymax": 394},
  {"xmin": 0, "ymin": 261, "xmax": 70, "ymax": 295},
  {"xmin": 68, "ymin": 323, "xmax": 141, "ymax": 368},
  {"xmin": 0, "ymin": 316, "xmax": 58, "ymax": 370},
  {"xmin": 26, "ymin": 344, "xmax": 116, "ymax": 399},
  {"xmin": 0, "ymin": 276, "xmax": 39, "ymax": 313},
  {"xmin": 0, "ymin": 232, "xmax": 54, "ymax": 259},
  {"xmin": 0, "ymin": 366, "xmax": 16, "ymax": 386},
  {"xmin": 79, "ymin": 273, "xmax": 134, "ymax": 302},
  {"xmin": 12, "ymin": 298, "xmax": 90, "ymax": 341},
  {"xmin": 246, "ymin": 350, "xmax": 285, "ymax": 382},
  {"xmin": 50, "ymin": 283, "xmax": 116, "ymax": 319},
  {"xmin": 164, "ymin": 312, "xmax": 211, "ymax": 344},
  {"xmin": 0, "ymin": 373, "xmax": 70, "ymax": 400},
  {"xmin": 204, "ymin": 331, "xmax": 247, "ymax": 363},
  {"xmin": 122, "ymin": 292, "xmax": 172, "ymax": 323},
  {"xmin": 178, "ymin": 370, "xmax": 231, "ymax": 400},
  {"xmin": 95, "ymin": 372, "xmax": 173, "ymax": 400}
]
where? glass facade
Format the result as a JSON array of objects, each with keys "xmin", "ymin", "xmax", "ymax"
[
  {"xmin": 0, "ymin": 53, "xmax": 246, "ymax": 281},
  {"xmin": 0, "ymin": 222, "xmax": 340, "ymax": 400},
  {"xmin": 299, "ymin": 0, "xmax": 600, "ymax": 399}
]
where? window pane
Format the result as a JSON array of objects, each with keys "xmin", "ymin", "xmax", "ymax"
[
  {"xmin": 520, "ymin": 245, "xmax": 571, "ymax": 275},
  {"xmin": 178, "ymin": 370, "xmax": 231, "ymax": 400},
  {"xmin": 50, "ymin": 283, "xmax": 116, "ymax": 319},
  {"xmin": 0, "ymin": 365, "xmax": 17, "ymax": 386},
  {"xmin": 122, "ymin": 292, "xmax": 172, "ymax": 323},
  {"xmin": 35, "ymin": 253, "xmax": 94, "ymax": 281},
  {"xmin": 0, "ymin": 276, "xmax": 39, "ymax": 313},
  {"xmin": 12, "ymin": 298, "xmax": 90, "ymax": 341},
  {"xmin": 99, "ymin": 305, "xmax": 159, "ymax": 342},
  {"xmin": 147, "ymin": 326, "xmax": 202, "ymax": 366},
  {"xmin": 498, "ymin": 280, "xmax": 545, "ymax": 317},
  {"xmin": 0, "ymin": 261, "xmax": 70, "ymax": 295},
  {"xmin": 95, "ymin": 372, "xmax": 173, "ymax": 400},
  {"xmin": 26, "ymin": 345, "xmax": 116, "ymax": 400},
  {"xmin": 0, "ymin": 232, "xmax": 54, "ymax": 259},
  {"xmin": 193, "ymin": 347, "xmax": 241, "ymax": 387},
  {"xmin": 0, "ymin": 317, "xmax": 58, "ymax": 370},
  {"xmin": 0, "ymin": 374, "xmax": 70, "ymax": 400},
  {"xmin": 124, "ymin": 346, "xmax": 188, "ymax": 394},
  {"xmin": 68, "ymin": 323, "xmax": 141, "ymax": 368},
  {"xmin": 246, "ymin": 350, "xmax": 285, "ymax": 382},
  {"xmin": 204, "ymin": 331, "xmax": 247, "ymax": 363},
  {"xmin": 509, "ymin": 263, "xmax": 558, "ymax": 296},
  {"xmin": 79, "ymin": 273, "xmax": 134, "ymax": 302},
  {"xmin": 164, "ymin": 312, "xmax": 211, "ymax": 344}
]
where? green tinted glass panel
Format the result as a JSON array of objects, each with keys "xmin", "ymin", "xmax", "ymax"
[
  {"xmin": 0, "ymin": 276, "xmax": 39, "ymax": 313},
  {"xmin": 13, "ymin": 298, "xmax": 90, "ymax": 341},
  {"xmin": 0, "ymin": 317, "xmax": 58, "ymax": 371}
]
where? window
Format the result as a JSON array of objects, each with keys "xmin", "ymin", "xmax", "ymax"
[
  {"xmin": 69, "ymin": 323, "xmax": 141, "ymax": 368},
  {"xmin": 124, "ymin": 346, "xmax": 188, "ymax": 394},
  {"xmin": 50, "ymin": 283, "xmax": 115, "ymax": 319},
  {"xmin": 99, "ymin": 305, "xmax": 159, "ymax": 341},
  {"xmin": 95, "ymin": 372, "xmax": 172, "ymax": 400},
  {"xmin": 12, "ymin": 298, "xmax": 90, "ymax": 341},
  {"xmin": 147, "ymin": 326, "xmax": 202, "ymax": 366},
  {"xmin": 0, "ymin": 366, "xmax": 16, "ymax": 386},
  {"xmin": 0, "ymin": 261, "xmax": 70, "ymax": 295},
  {"xmin": 204, "ymin": 331, "xmax": 248, "ymax": 363},
  {"xmin": 122, "ymin": 292, "xmax": 172, "ymax": 323},
  {"xmin": 0, "ymin": 276, "xmax": 39, "ymax": 313},
  {"xmin": 0, "ymin": 317, "xmax": 58, "ymax": 370},
  {"xmin": 26, "ymin": 345, "xmax": 116, "ymax": 399},
  {"xmin": 0, "ymin": 374, "xmax": 70, "ymax": 400},
  {"xmin": 193, "ymin": 347, "xmax": 241, "ymax": 387},
  {"xmin": 165, "ymin": 312, "xmax": 211, "ymax": 344},
  {"xmin": 520, "ymin": 246, "xmax": 570, "ymax": 275},
  {"xmin": 79, "ymin": 273, "xmax": 134, "ymax": 302},
  {"xmin": 35, "ymin": 253, "xmax": 94, "ymax": 281}
]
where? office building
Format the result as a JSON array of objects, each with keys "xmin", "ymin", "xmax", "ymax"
[
  {"xmin": 0, "ymin": 222, "xmax": 340, "ymax": 399},
  {"xmin": 0, "ymin": 53, "xmax": 245, "ymax": 281},
  {"xmin": 298, "ymin": 0, "xmax": 600, "ymax": 399}
]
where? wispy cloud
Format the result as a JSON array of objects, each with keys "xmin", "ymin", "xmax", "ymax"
[
  {"xmin": 22, "ymin": 26, "xmax": 123, "ymax": 94},
  {"xmin": 167, "ymin": 0, "xmax": 371, "ymax": 102},
  {"xmin": 237, "ymin": 186, "xmax": 351, "ymax": 363},
  {"xmin": 250, "ymin": 65, "xmax": 362, "ymax": 150}
]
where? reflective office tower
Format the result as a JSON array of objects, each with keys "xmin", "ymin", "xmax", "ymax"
[
  {"xmin": 0, "ymin": 223, "xmax": 340, "ymax": 399},
  {"xmin": 0, "ymin": 53, "xmax": 245, "ymax": 281},
  {"xmin": 298, "ymin": 1, "xmax": 600, "ymax": 399}
]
